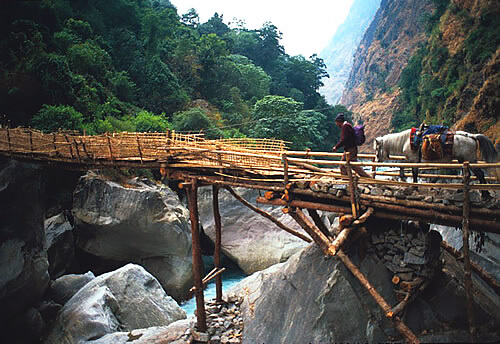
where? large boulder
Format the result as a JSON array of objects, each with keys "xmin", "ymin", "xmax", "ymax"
[
  {"xmin": 0, "ymin": 159, "xmax": 50, "ymax": 322},
  {"xmin": 87, "ymin": 318, "xmax": 194, "ymax": 344},
  {"xmin": 49, "ymin": 271, "xmax": 96, "ymax": 305},
  {"xmin": 228, "ymin": 244, "xmax": 394, "ymax": 344},
  {"xmin": 229, "ymin": 243, "xmax": 500, "ymax": 343},
  {"xmin": 198, "ymin": 187, "xmax": 308, "ymax": 273},
  {"xmin": 44, "ymin": 264, "xmax": 186, "ymax": 344},
  {"xmin": 44, "ymin": 212, "xmax": 75, "ymax": 279},
  {"xmin": 72, "ymin": 173, "xmax": 192, "ymax": 300}
]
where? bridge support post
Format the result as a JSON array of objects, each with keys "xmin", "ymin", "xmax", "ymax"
[
  {"xmin": 462, "ymin": 162, "xmax": 475, "ymax": 341},
  {"xmin": 187, "ymin": 178, "xmax": 207, "ymax": 332},
  {"xmin": 212, "ymin": 185, "xmax": 223, "ymax": 303}
]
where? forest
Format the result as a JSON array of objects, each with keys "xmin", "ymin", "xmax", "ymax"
[{"xmin": 0, "ymin": 0, "xmax": 348, "ymax": 151}]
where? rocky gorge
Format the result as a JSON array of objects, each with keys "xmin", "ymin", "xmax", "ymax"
[{"xmin": 0, "ymin": 160, "xmax": 311, "ymax": 343}]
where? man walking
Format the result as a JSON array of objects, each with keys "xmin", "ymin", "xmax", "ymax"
[{"xmin": 332, "ymin": 113, "xmax": 372, "ymax": 178}]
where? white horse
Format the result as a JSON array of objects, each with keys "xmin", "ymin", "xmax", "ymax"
[{"xmin": 374, "ymin": 129, "xmax": 497, "ymax": 195}]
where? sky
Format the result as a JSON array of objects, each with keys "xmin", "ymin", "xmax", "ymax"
[{"xmin": 169, "ymin": 0, "xmax": 354, "ymax": 57}]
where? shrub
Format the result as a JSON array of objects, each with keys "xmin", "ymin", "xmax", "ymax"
[{"xmin": 31, "ymin": 104, "xmax": 84, "ymax": 132}]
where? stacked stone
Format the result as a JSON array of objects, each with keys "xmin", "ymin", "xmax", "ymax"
[
  {"xmin": 192, "ymin": 299, "xmax": 243, "ymax": 344},
  {"xmin": 369, "ymin": 229, "xmax": 440, "ymax": 300},
  {"xmin": 293, "ymin": 176, "xmax": 499, "ymax": 209}
]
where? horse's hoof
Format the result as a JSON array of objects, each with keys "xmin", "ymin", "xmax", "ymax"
[{"xmin": 481, "ymin": 191, "xmax": 492, "ymax": 201}]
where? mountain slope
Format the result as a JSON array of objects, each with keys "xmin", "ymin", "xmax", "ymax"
[
  {"xmin": 341, "ymin": 0, "xmax": 434, "ymax": 151},
  {"xmin": 319, "ymin": 0, "xmax": 381, "ymax": 105},
  {"xmin": 341, "ymin": 0, "xmax": 499, "ymax": 151}
]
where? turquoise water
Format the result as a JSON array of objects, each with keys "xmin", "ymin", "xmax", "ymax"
[{"xmin": 180, "ymin": 256, "xmax": 247, "ymax": 315}]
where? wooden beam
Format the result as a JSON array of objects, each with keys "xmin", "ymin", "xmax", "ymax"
[
  {"xmin": 288, "ymin": 208, "xmax": 331, "ymax": 254},
  {"xmin": 187, "ymin": 179, "xmax": 207, "ymax": 332},
  {"xmin": 257, "ymin": 197, "xmax": 353, "ymax": 215},
  {"xmin": 307, "ymin": 208, "xmax": 332, "ymax": 239},
  {"xmin": 225, "ymin": 187, "xmax": 312, "ymax": 243},
  {"xmin": 462, "ymin": 162, "xmax": 475, "ymax": 341},
  {"xmin": 212, "ymin": 185, "xmax": 223, "ymax": 303}
]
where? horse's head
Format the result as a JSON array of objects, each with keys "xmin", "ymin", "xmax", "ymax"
[{"xmin": 374, "ymin": 137, "xmax": 387, "ymax": 162}]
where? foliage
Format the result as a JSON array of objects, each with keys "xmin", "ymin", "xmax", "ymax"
[
  {"xmin": 131, "ymin": 110, "xmax": 171, "ymax": 132},
  {"xmin": 0, "ymin": 0, "xmax": 331, "ymax": 150},
  {"xmin": 172, "ymin": 107, "xmax": 222, "ymax": 139},
  {"xmin": 396, "ymin": 1, "xmax": 499, "ymax": 131},
  {"xmin": 250, "ymin": 95, "xmax": 326, "ymax": 150},
  {"xmin": 31, "ymin": 104, "xmax": 84, "ymax": 132}
]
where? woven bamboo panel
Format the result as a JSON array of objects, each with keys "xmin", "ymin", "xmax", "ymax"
[{"xmin": 0, "ymin": 128, "xmax": 288, "ymax": 170}]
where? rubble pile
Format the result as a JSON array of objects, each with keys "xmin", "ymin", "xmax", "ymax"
[{"xmin": 191, "ymin": 299, "xmax": 243, "ymax": 344}]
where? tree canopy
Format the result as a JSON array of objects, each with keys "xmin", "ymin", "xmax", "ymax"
[{"xmin": 0, "ymin": 0, "xmax": 341, "ymax": 151}]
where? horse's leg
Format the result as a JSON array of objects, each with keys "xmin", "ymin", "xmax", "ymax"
[
  {"xmin": 399, "ymin": 167, "xmax": 406, "ymax": 181},
  {"xmin": 412, "ymin": 167, "xmax": 418, "ymax": 183},
  {"xmin": 471, "ymin": 167, "xmax": 491, "ymax": 199}
]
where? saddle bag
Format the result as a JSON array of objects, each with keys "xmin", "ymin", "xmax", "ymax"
[{"xmin": 422, "ymin": 134, "xmax": 444, "ymax": 160}]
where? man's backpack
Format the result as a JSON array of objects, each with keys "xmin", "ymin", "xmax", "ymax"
[{"xmin": 354, "ymin": 125, "xmax": 366, "ymax": 146}]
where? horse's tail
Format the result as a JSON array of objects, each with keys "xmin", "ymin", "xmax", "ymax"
[
  {"xmin": 475, "ymin": 134, "xmax": 497, "ymax": 163},
  {"xmin": 455, "ymin": 132, "xmax": 497, "ymax": 162}
]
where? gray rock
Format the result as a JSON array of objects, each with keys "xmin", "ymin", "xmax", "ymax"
[
  {"xmin": 403, "ymin": 252, "xmax": 426, "ymax": 265},
  {"xmin": 45, "ymin": 264, "xmax": 186, "ymax": 344},
  {"xmin": 198, "ymin": 187, "xmax": 308, "ymax": 274},
  {"xmin": 228, "ymin": 245, "xmax": 395, "ymax": 344},
  {"xmin": 88, "ymin": 318, "xmax": 195, "ymax": 344},
  {"xmin": 49, "ymin": 271, "xmax": 95, "ymax": 305},
  {"xmin": 72, "ymin": 173, "xmax": 192, "ymax": 300},
  {"xmin": 45, "ymin": 212, "xmax": 75, "ymax": 278},
  {"xmin": 370, "ymin": 187, "xmax": 383, "ymax": 196},
  {"xmin": 0, "ymin": 160, "xmax": 50, "ymax": 322}
]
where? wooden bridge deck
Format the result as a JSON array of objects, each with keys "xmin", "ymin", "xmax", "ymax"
[
  {"xmin": 1, "ymin": 127, "xmax": 499, "ymax": 342},
  {"xmin": 1, "ymin": 127, "xmax": 499, "ymax": 233}
]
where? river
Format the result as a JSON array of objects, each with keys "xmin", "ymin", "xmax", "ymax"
[{"xmin": 180, "ymin": 255, "xmax": 247, "ymax": 315}]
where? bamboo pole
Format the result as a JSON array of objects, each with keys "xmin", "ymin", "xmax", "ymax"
[
  {"xmin": 225, "ymin": 187, "xmax": 311, "ymax": 243},
  {"xmin": 462, "ymin": 162, "xmax": 475, "ymax": 341},
  {"xmin": 187, "ymin": 179, "xmax": 207, "ymax": 332},
  {"xmin": 106, "ymin": 134, "xmax": 114, "ymax": 161},
  {"xmin": 136, "ymin": 134, "xmax": 143, "ymax": 164},
  {"xmin": 64, "ymin": 134, "xmax": 74, "ymax": 159},
  {"xmin": 212, "ymin": 185, "xmax": 223, "ymax": 303},
  {"xmin": 283, "ymin": 153, "xmax": 289, "ymax": 185},
  {"xmin": 346, "ymin": 152, "xmax": 358, "ymax": 218},
  {"xmin": 52, "ymin": 133, "xmax": 57, "ymax": 156},
  {"xmin": 6, "ymin": 128, "xmax": 11, "ymax": 155},
  {"xmin": 190, "ymin": 267, "xmax": 226, "ymax": 293}
]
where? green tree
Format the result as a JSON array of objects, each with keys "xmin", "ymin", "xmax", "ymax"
[
  {"xmin": 172, "ymin": 107, "xmax": 222, "ymax": 138},
  {"xmin": 131, "ymin": 110, "xmax": 170, "ymax": 132},
  {"xmin": 250, "ymin": 95, "xmax": 325, "ymax": 150},
  {"xmin": 31, "ymin": 104, "xmax": 84, "ymax": 132}
]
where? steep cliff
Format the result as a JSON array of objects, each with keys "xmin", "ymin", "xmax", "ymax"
[
  {"xmin": 341, "ymin": 0, "xmax": 499, "ymax": 150},
  {"xmin": 319, "ymin": 0, "xmax": 381, "ymax": 105},
  {"xmin": 341, "ymin": 0, "xmax": 435, "ymax": 150}
]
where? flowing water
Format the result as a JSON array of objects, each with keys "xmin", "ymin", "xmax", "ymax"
[{"xmin": 180, "ymin": 256, "xmax": 247, "ymax": 315}]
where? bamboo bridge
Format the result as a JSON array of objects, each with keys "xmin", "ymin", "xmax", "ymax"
[{"xmin": 1, "ymin": 127, "xmax": 499, "ymax": 343}]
